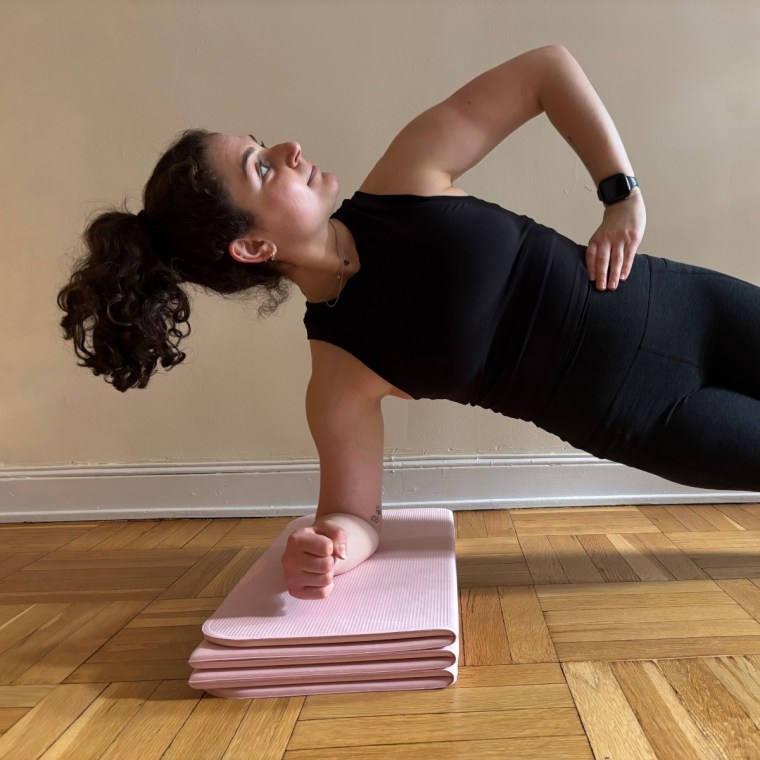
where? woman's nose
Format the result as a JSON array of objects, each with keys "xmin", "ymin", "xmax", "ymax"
[{"xmin": 284, "ymin": 141, "xmax": 301, "ymax": 166}]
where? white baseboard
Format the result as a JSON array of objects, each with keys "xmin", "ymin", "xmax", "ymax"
[{"xmin": 0, "ymin": 454, "xmax": 756, "ymax": 523}]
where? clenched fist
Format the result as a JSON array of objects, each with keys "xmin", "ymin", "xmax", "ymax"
[
  {"xmin": 280, "ymin": 513, "xmax": 381, "ymax": 600},
  {"xmin": 280, "ymin": 517, "xmax": 348, "ymax": 600}
]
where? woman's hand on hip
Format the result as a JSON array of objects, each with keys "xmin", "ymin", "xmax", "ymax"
[{"xmin": 586, "ymin": 190, "xmax": 646, "ymax": 291}]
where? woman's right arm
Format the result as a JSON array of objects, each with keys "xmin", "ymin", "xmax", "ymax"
[{"xmin": 280, "ymin": 374, "xmax": 385, "ymax": 600}]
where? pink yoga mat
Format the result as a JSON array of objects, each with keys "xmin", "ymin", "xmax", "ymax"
[
  {"xmin": 189, "ymin": 643, "xmax": 458, "ymax": 689},
  {"xmin": 206, "ymin": 675, "xmax": 454, "ymax": 699},
  {"xmin": 189, "ymin": 637, "xmax": 456, "ymax": 669},
  {"xmin": 189, "ymin": 508, "xmax": 459, "ymax": 698}
]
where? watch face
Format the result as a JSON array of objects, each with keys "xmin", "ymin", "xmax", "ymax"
[{"xmin": 600, "ymin": 174, "xmax": 632, "ymax": 203}]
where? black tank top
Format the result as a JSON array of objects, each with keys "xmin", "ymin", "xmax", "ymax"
[{"xmin": 303, "ymin": 191, "xmax": 591, "ymax": 423}]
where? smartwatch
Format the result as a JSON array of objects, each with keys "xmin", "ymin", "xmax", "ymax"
[{"xmin": 597, "ymin": 173, "xmax": 638, "ymax": 205}]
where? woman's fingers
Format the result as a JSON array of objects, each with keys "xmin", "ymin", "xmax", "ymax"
[
  {"xmin": 587, "ymin": 236, "xmax": 637, "ymax": 291},
  {"xmin": 607, "ymin": 240, "xmax": 626, "ymax": 290},
  {"xmin": 621, "ymin": 238, "xmax": 638, "ymax": 280},
  {"xmin": 594, "ymin": 240, "xmax": 611, "ymax": 290}
]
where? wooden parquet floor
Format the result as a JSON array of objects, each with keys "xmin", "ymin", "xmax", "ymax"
[{"xmin": 1, "ymin": 504, "xmax": 760, "ymax": 759}]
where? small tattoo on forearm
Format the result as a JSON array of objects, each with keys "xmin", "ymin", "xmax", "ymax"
[{"xmin": 370, "ymin": 503, "xmax": 381, "ymax": 524}]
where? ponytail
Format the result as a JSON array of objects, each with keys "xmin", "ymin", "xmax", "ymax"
[{"xmin": 58, "ymin": 209, "xmax": 190, "ymax": 392}]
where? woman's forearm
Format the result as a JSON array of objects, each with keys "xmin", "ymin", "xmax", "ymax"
[{"xmin": 538, "ymin": 45, "xmax": 639, "ymax": 189}]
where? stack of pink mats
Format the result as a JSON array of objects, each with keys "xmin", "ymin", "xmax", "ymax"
[{"xmin": 188, "ymin": 507, "xmax": 459, "ymax": 699}]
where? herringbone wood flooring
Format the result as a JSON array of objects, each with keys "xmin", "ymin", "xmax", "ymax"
[{"xmin": 1, "ymin": 505, "xmax": 760, "ymax": 759}]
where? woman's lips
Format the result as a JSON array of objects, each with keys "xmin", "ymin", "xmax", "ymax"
[{"xmin": 308, "ymin": 164, "xmax": 317, "ymax": 184}]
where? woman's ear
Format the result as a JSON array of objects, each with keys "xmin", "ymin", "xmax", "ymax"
[{"xmin": 228, "ymin": 236, "xmax": 276, "ymax": 264}]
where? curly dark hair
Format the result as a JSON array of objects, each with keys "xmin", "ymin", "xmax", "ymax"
[{"xmin": 57, "ymin": 128, "xmax": 291, "ymax": 392}]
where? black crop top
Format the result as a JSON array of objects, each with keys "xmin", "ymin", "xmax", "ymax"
[{"xmin": 303, "ymin": 191, "xmax": 591, "ymax": 423}]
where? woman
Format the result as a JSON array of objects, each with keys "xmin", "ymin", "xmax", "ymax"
[{"xmin": 58, "ymin": 45, "xmax": 760, "ymax": 599}]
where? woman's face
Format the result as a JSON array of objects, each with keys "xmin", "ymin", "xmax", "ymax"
[{"xmin": 208, "ymin": 133, "xmax": 340, "ymax": 262}]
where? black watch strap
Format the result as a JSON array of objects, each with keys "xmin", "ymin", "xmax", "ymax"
[{"xmin": 597, "ymin": 174, "xmax": 638, "ymax": 205}]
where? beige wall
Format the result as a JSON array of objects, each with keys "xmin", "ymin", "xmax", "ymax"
[{"xmin": 2, "ymin": 0, "xmax": 758, "ymax": 468}]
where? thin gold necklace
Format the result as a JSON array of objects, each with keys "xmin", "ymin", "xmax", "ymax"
[{"xmin": 308, "ymin": 219, "xmax": 350, "ymax": 308}]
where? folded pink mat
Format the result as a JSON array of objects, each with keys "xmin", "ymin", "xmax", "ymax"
[{"xmin": 188, "ymin": 507, "xmax": 459, "ymax": 698}]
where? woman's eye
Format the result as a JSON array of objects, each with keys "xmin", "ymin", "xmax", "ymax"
[{"xmin": 258, "ymin": 161, "xmax": 271, "ymax": 179}]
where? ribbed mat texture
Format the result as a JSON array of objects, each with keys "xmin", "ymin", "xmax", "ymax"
[{"xmin": 188, "ymin": 507, "xmax": 459, "ymax": 698}]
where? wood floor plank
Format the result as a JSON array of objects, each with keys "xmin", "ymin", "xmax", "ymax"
[
  {"xmin": 551, "ymin": 618, "xmax": 760, "ymax": 644},
  {"xmin": 124, "ymin": 597, "xmax": 223, "ymax": 628},
  {"xmin": 637, "ymin": 505, "xmax": 692, "ymax": 532},
  {"xmin": 563, "ymin": 661, "xmax": 658, "ymax": 760},
  {"xmin": 97, "ymin": 680, "xmax": 200, "ymax": 760},
  {"xmin": 630, "ymin": 531, "xmax": 710, "ymax": 580},
  {"xmin": 702, "ymin": 656, "xmax": 760, "ymax": 732},
  {"xmin": 456, "ymin": 535, "xmax": 531, "ymax": 586},
  {"xmin": 455, "ymin": 536, "xmax": 523, "ymax": 558},
  {"xmin": 606, "ymin": 533, "xmax": 676, "ymax": 581},
  {"xmin": 557, "ymin": 637, "xmax": 760, "ymax": 662},
  {"xmin": 0, "ymin": 525, "xmax": 94, "ymax": 552},
  {"xmin": 89, "ymin": 521, "xmax": 161, "ymax": 550},
  {"xmin": 0, "ymin": 682, "xmax": 107, "ymax": 760},
  {"xmin": 182, "ymin": 519, "xmax": 240, "ymax": 550},
  {"xmin": 214, "ymin": 517, "xmax": 294, "ymax": 548},
  {"xmin": 14, "ymin": 600, "xmax": 147, "ymax": 685},
  {"xmin": 162, "ymin": 693, "xmax": 252, "ymax": 760},
  {"xmin": 65, "ymin": 659, "xmax": 191, "ymax": 683},
  {"xmin": 0, "ymin": 707, "xmax": 29, "ymax": 733},
  {"xmin": 284, "ymin": 736, "xmax": 594, "ymax": 760},
  {"xmin": 0, "ymin": 602, "xmax": 107, "ymax": 684},
  {"xmin": 456, "ymin": 558, "xmax": 533, "ymax": 587},
  {"xmin": 689, "ymin": 505, "xmax": 747, "ymax": 531},
  {"xmin": 0, "ymin": 551, "xmax": 46, "ymax": 581},
  {"xmin": 196, "ymin": 547, "xmax": 263, "ymax": 597},
  {"xmin": 536, "ymin": 579, "xmax": 726, "ymax": 606},
  {"xmin": 286, "ymin": 708, "xmax": 585, "ymax": 751},
  {"xmin": 59, "ymin": 521, "xmax": 131, "ymax": 551},
  {"xmin": 546, "ymin": 534, "xmax": 605, "ymax": 584},
  {"xmin": 38, "ymin": 681, "xmax": 159, "ymax": 760},
  {"xmin": 159, "ymin": 548, "xmax": 241, "ymax": 600},
  {"xmin": 459, "ymin": 587, "xmax": 511, "ymax": 666},
  {"xmin": 657, "ymin": 658, "xmax": 760, "ymax": 757},
  {"xmin": 576, "ymin": 533, "xmax": 642, "ymax": 582},
  {"xmin": 611, "ymin": 660, "xmax": 724, "ymax": 760},
  {"xmin": 511, "ymin": 506, "xmax": 659, "ymax": 537},
  {"xmin": 221, "ymin": 696, "xmax": 303, "ymax": 760},
  {"xmin": 300, "ymin": 680, "xmax": 572, "ymax": 720},
  {"xmin": 545, "ymin": 603, "xmax": 754, "ymax": 627},
  {"xmin": 716, "ymin": 578, "xmax": 760, "ymax": 622},
  {"xmin": 664, "ymin": 505, "xmax": 721, "ymax": 532},
  {"xmin": 452, "ymin": 662, "xmax": 565, "ymax": 689},
  {"xmin": 0, "ymin": 548, "xmax": 203, "ymax": 602},
  {"xmin": 0, "ymin": 603, "xmax": 32, "ymax": 628},
  {"xmin": 666, "ymin": 530, "xmax": 760, "ymax": 550},
  {"xmin": 0, "ymin": 603, "xmax": 69, "ymax": 656},
  {"xmin": 499, "ymin": 585, "xmax": 557, "ymax": 663},
  {"xmin": 155, "ymin": 519, "xmax": 212, "ymax": 549},
  {"xmin": 456, "ymin": 509, "xmax": 517, "ymax": 539},
  {"xmin": 519, "ymin": 535, "xmax": 569, "ymax": 585},
  {"xmin": 0, "ymin": 685, "xmax": 54, "ymax": 708},
  {"xmin": 713, "ymin": 505, "xmax": 760, "ymax": 531}
]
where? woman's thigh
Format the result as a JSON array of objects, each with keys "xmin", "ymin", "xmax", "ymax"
[{"xmin": 538, "ymin": 254, "xmax": 760, "ymax": 490}]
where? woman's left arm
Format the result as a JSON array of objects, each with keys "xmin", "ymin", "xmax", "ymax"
[
  {"xmin": 371, "ymin": 44, "xmax": 645, "ymax": 291},
  {"xmin": 538, "ymin": 46, "xmax": 646, "ymax": 291}
]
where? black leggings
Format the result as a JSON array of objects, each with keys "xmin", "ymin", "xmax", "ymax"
[{"xmin": 535, "ymin": 254, "xmax": 760, "ymax": 492}]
